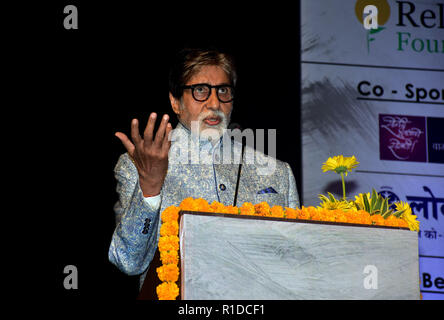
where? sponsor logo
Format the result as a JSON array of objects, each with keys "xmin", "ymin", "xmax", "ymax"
[
  {"xmin": 379, "ymin": 114, "xmax": 444, "ymax": 163},
  {"xmin": 427, "ymin": 117, "xmax": 444, "ymax": 164},
  {"xmin": 355, "ymin": 0, "xmax": 444, "ymax": 54},
  {"xmin": 378, "ymin": 186, "xmax": 400, "ymax": 209},
  {"xmin": 355, "ymin": 0, "xmax": 391, "ymax": 53},
  {"xmin": 379, "ymin": 114, "xmax": 426, "ymax": 162}
]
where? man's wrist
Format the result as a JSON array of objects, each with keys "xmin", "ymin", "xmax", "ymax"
[
  {"xmin": 143, "ymin": 192, "xmax": 160, "ymax": 198},
  {"xmin": 139, "ymin": 178, "xmax": 162, "ymax": 198}
]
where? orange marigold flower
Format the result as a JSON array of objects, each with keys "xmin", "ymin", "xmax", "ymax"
[
  {"xmin": 293, "ymin": 208, "xmax": 302, "ymax": 219},
  {"xmin": 358, "ymin": 209, "xmax": 371, "ymax": 219},
  {"xmin": 158, "ymin": 235, "xmax": 180, "ymax": 252},
  {"xmin": 350, "ymin": 210, "xmax": 371, "ymax": 225},
  {"xmin": 323, "ymin": 211, "xmax": 336, "ymax": 222},
  {"xmin": 363, "ymin": 217, "xmax": 372, "ymax": 225},
  {"xmin": 160, "ymin": 250, "xmax": 179, "ymax": 265},
  {"xmin": 297, "ymin": 207, "xmax": 311, "ymax": 220},
  {"xmin": 161, "ymin": 206, "xmax": 180, "ymax": 223},
  {"xmin": 270, "ymin": 205, "xmax": 285, "ymax": 218},
  {"xmin": 225, "ymin": 205, "xmax": 240, "ymax": 215},
  {"xmin": 160, "ymin": 221, "xmax": 179, "ymax": 237},
  {"xmin": 255, "ymin": 202, "xmax": 271, "ymax": 216},
  {"xmin": 385, "ymin": 215, "xmax": 403, "ymax": 227},
  {"xmin": 311, "ymin": 208, "xmax": 326, "ymax": 222},
  {"xmin": 240, "ymin": 202, "xmax": 256, "ymax": 216},
  {"xmin": 189, "ymin": 198, "xmax": 210, "ymax": 212},
  {"xmin": 285, "ymin": 207, "xmax": 297, "ymax": 219},
  {"xmin": 333, "ymin": 210, "xmax": 348, "ymax": 223},
  {"xmin": 157, "ymin": 264, "xmax": 180, "ymax": 282},
  {"xmin": 156, "ymin": 282, "xmax": 179, "ymax": 300},
  {"xmin": 210, "ymin": 200, "xmax": 226, "ymax": 213},
  {"xmin": 179, "ymin": 197, "xmax": 198, "ymax": 211},
  {"xmin": 371, "ymin": 214, "xmax": 385, "ymax": 226},
  {"xmin": 307, "ymin": 206, "xmax": 319, "ymax": 217},
  {"xmin": 398, "ymin": 219, "xmax": 409, "ymax": 228}
]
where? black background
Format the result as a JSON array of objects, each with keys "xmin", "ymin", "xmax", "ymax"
[{"xmin": 45, "ymin": 1, "xmax": 302, "ymax": 300}]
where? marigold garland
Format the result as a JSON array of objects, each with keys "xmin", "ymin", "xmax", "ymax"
[
  {"xmin": 176, "ymin": 197, "xmax": 413, "ymax": 228},
  {"xmin": 156, "ymin": 196, "xmax": 414, "ymax": 300},
  {"xmin": 160, "ymin": 221, "xmax": 179, "ymax": 237},
  {"xmin": 156, "ymin": 205, "xmax": 181, "ymax": 300},
  {"xmin": 158, "ymin": 235, "xmax": 180, "ymax": 252}
]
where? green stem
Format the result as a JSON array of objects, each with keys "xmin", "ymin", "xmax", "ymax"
[
  {"xmin": 367, "ymin": 31, "xmax": 370, "ymax": 54},
  {"xmin": 341, "ymin": 172, "xmax": 346, "ymax": 200}
]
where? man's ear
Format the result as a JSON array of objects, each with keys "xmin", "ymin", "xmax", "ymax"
[{"xmin": 169, "ymin": 92, "xmax": 181, "ymax": 115}]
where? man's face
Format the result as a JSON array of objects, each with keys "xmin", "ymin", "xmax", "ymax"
[{"xmin": 170, "ymin": 65, "xmax": 233, "ymax": 140}]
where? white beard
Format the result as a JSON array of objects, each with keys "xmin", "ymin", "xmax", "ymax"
[
  {"xmin": 184, "ymin": 110, "xmax": 230, "ymax": 145},
  {"xmin": 200, "ymin": 110, "xmax": 229, "ymax": 140}
]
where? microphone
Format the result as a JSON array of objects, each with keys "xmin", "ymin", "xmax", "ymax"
[{"xmin": 228, "ymin": 122, "xmax": 245, "ymax": 207}]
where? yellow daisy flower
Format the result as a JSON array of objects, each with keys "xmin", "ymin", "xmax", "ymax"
[
  {"xmin": 395, "ymin": 201, "xmax": 420, "ymax": 232},
  {"xmin": 319, "ymin": 194, "xmax": 356, "ymax": 211},
  {"xmin": 322, "ymin": 155, "xmax": 360, "ymax": 200},
  {"xmin": 322, "ymin": 155, "xmax": 360, "ymax": 176}
]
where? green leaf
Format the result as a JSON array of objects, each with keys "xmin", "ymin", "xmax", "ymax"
[
  {"xmin": 374, "ymin": 194, "xmax": 383, "ymax": 213},
  {"xmin": 371, "ymin": 188, "xmax": 378, "ymax": 201},
  {"xmin": 370, "ymin": 189, "xmax": 377, "ymax": 211},
  {"xmin": 369, "ymin": 27, "xmax": 385, "ymax": 34},
  {"xmin": 393, "ymin": 209, "xmax": 406, "ymax": 218},
  {"xmin": 381, "ymin": 198, "xmax": 388, "ymax": 215},
  {"xmin": 363, "ymin": 193, "xmax": 371, "ymax": 213},
  {"xmin": 328, "ymin": 192, "xmax": 336, "ymax": 202},
  {"xmin": 382, "ymin": 209, "xmax": 394, "ymax": 219}
]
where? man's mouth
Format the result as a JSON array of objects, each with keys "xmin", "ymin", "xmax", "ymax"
[{"xmin": 203, "ymin": 117, "xmax": 221, "ymax": 126}]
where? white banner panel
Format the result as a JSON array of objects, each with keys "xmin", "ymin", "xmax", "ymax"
[{"xmin": 301, "ymin": 0, "xmax": 444, "ymax": 299}]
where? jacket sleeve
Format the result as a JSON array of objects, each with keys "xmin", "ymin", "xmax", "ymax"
[
  {"xmin": 285, "ymin": 162, "xmax": 300, "ymax": 209},
  {"xmin": 108, "ymin": 153, "xmax": 161, "ymax": 276}
]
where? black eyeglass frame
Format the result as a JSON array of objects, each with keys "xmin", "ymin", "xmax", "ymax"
[{"xmin": 181, "ymin": 83, "xmax": 235, "ymax": 103}]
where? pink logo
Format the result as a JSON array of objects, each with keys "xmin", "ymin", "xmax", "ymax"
[{"xmin": 379, "ymin": 114, "xmax": 426, "ymax": 162}]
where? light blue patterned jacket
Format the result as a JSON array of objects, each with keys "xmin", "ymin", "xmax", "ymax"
[{"xmin": 108, "ymin": 122, "xmax": 300, "ymax": 286}]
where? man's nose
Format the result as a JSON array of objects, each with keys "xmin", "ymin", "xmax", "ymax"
[{"xmin": 205, "ymin": 88, "xmax": 221, "ymax": 110}]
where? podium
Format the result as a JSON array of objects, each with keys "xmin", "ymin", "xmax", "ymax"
[{"xmin": 179, "ymin": 211, "xmax": 420, "ymax": 300}]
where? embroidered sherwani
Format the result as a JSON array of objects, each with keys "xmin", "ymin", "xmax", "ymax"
[{"xmin": 108, "ymin": 122, "xmax": 300, "ymax": 287}]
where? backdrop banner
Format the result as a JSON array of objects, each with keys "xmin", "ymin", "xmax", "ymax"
[{"xmin": 301, "ymin": 0, "xmax": 443, "ymax": 299}]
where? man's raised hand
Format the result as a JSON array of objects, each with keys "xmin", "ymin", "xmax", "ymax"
[{"xmin": 115, "ymin": 113, "xmax": 173, "ymax": 197}]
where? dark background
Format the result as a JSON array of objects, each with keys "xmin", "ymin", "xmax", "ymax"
[{"xmin": 49, "ymin": 1, "xmax": 302, "ymax": 300}]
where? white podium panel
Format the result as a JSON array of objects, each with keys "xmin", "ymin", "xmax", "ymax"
[{"xmin": 179, "ymin": 212, "xmax": 419, "ymax": 300}]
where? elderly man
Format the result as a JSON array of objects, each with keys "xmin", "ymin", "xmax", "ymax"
[{"xmin": 109, "ymin": 48, "xmax": 300, "ymax": 290}]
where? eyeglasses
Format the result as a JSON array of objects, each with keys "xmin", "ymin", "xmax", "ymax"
[{"xmin": 182, "ymin": 83, "xmax": 235, "ymax": 103}]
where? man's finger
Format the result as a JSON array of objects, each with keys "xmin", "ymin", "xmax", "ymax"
[
  {"xmin": 115, "ymin": 132, "xmax": 135, "ymax": 155},
  {"xmin": 154, "ymin": 114, "xmax": 169, "ymax": 148},
  {"xmin": 162, "ymin": 122, "xmax": 173, "ymax": 153},
  {"xmin": 131, "ymin": 119, "xmax": 142, "ymax": 145},
  {"xmin": 143, "ymin": 113, "xmax": 157, "ymax": 148}
]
